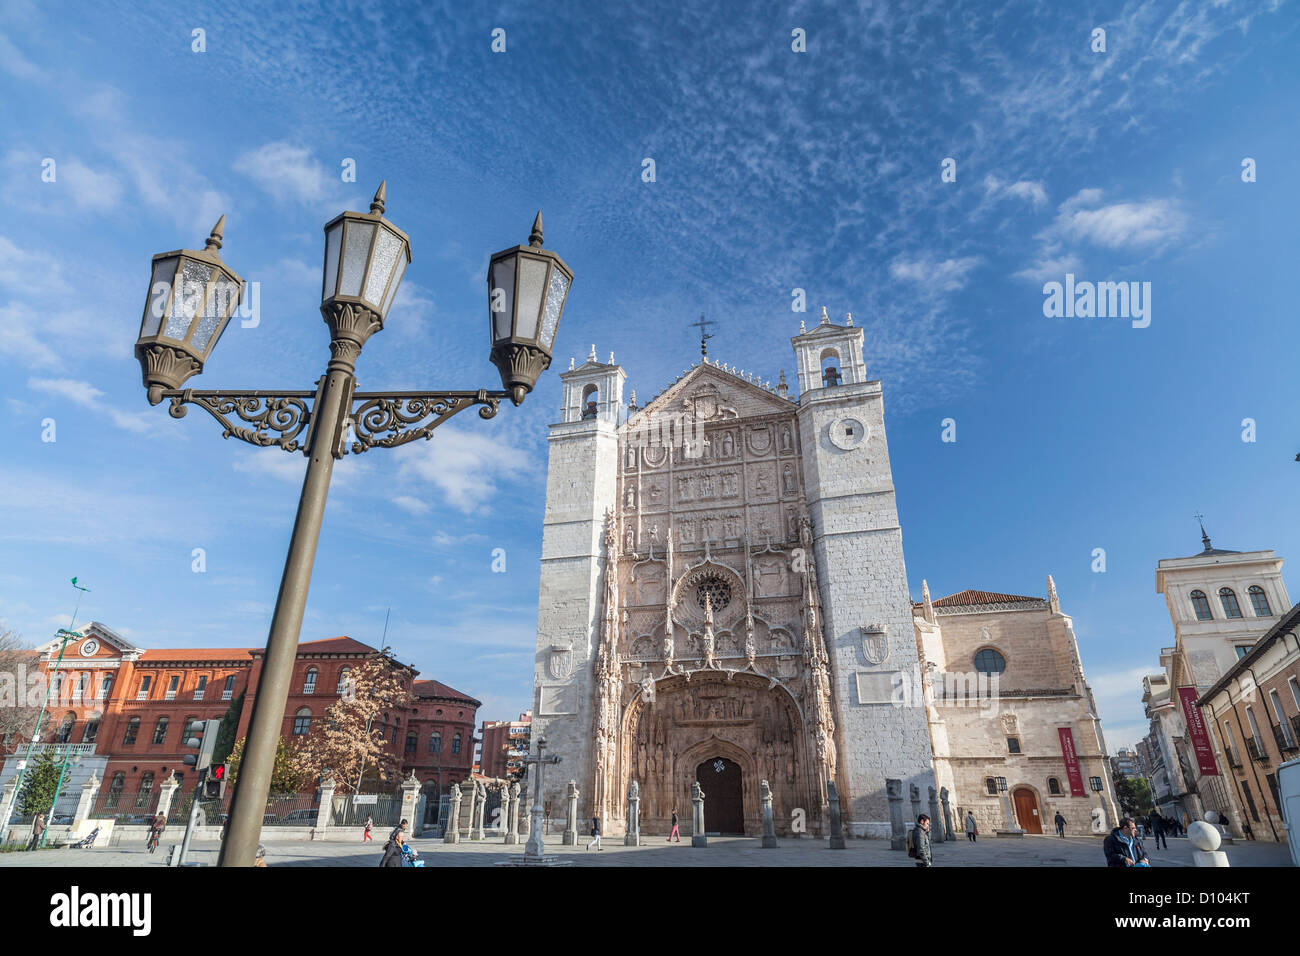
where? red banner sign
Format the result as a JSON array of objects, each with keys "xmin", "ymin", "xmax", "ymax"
[
  {"xmin": 1058, "ymin": 727, "xmax": 1085, "ymax": 796},
  {"xmin": 1178, "ymin": 687, "xmax": 1220, "ymax": 776}
]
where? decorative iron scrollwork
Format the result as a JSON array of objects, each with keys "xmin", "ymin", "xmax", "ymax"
[
  {"xmin": 348, "ymin": 389, "xmax": 507, "ymax": 453},
  {"xmin": 166, "ymin": 390, "xmax": 313, "ymax": 452}
]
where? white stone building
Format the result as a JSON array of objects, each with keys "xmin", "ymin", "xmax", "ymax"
[{"xmin": 528, "ymin": 312, "xmax": 935, "ymax": 837}]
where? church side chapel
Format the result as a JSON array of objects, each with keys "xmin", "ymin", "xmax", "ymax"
[{"xmin": 531, "ymin": 309, "xmax": 936, "ymax": 839}]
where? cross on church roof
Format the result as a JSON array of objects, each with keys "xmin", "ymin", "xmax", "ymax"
[{"xmin": 690, "ymin": 313, "xmax": 715, "ymax": 358}]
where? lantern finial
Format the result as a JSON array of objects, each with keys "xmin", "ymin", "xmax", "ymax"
[
  {"xmin": 529, "ymin": 211, "xmax": 544, "ymax": 248},
  {"xmin": 205, "ymin": 214, "xmax": 226, "ymax": 252},
  {"xmin": 370, "ymin": 181, "xmax": 387, "ymax": 215}
]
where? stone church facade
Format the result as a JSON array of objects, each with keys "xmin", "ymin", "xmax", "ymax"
[{"xmin": 530, "ymin": 311, "xmax": 934, "ymax": 838}]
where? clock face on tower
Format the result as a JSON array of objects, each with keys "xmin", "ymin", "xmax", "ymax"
[
  {"xmin": 828, "ymin": 417, "xmax": 868, "ymax": 451},
  {"xmin": 79, "ymin": 639, "xmax": 99, "ymax": 658}
]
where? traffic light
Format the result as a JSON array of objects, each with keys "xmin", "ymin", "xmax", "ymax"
[
  {"xmin": 182, "ymin": 719, "xmax": 221, "ymax": 771},
  {"xmin": 204, "ymin": 762, "xmax": 228, "ymax": 799}
]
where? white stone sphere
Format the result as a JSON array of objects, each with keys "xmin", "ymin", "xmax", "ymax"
[
  {"xmin": 1188, "ymin": 820, "xmax": 1221, "ymax": 851},
  {"xmin": 1204, "ymin": 810, "xmax": 1220, "ymax": 825}
]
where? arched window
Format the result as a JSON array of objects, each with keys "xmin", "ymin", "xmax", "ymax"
[
  {"xmin": 405, "ymin": 732, "xmax": 417, "ymax": 754},
  {"xmin": 819, "ymin": 348, "xmax": 842, "ymax": 387},
  {"xmin": 429, "ymin": 732, "xmax": 442, "ymax": 754},
  {"xmin": 303, "ymin": 667, "xmax": 318, "ymax": 694},
  {"xmin": 123, "ymin": 716, "xmax": 140, "ymax": 745},
  {"xmin": 82, "ymin": 719, "xmax": 99, "ymax": 744},
  {"xmin": 152, "ymin": 716, "xmax": 169, "ymax": 745},
  {"xmin": 1219, "ymin": 587, "xmax": 1243, "ymax": 619},
  {"xmin": 135, "ymin": 772, "xmax": 155, "ymax": 808},
  {"xmin": 974, "ymin": 648, "xmax": 1006, "ymax": 674},
  {"xmin": 1048, "ymin": 777, "xmax": 1062, "ymax": 795},
  {"xmin": 334, "ymin": 667, "xmax": 351, "ymax": 695},
  {"xmin": 1190, "ymin": 590, "xmax": 1212, "ymax": 621},
  {"xmin": 985, "ymin": 778, "xmax": 998, "ymax": 795},
  {"xmin": 452, "ymin": 734, "xmax": 462, "ymax": 755},
  {"xmin": 581, "ymin": 384, "xmax": 599, "ymax": 419},
  {"xmin": 1248, "ymin": 586, "xmax": 1272, "ymax": 617},
  {"xmin": 293, "ymin": 708, "xmax": 312, "ymax": 736},
  {"xmin": 56, "ymin": 712, "xmax": 75, "ymax": 743},
  {"xmin": 105, "ymin": 772, "xmax": 125, "ymax": 808},
  {"xmin": 99, "ymin": 673, "xmax": 114, "ymax": 699}
]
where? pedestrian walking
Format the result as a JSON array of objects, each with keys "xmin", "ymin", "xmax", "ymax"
[
  {"xmin": 253, "ymin": 844, "xmax": 268, "ymax": 867},
  {"xmin": 1103, "ymin": 817, "xmax": 1151, "ymax": 868},
  {"xmin": 363, "ymin": 815, "xmax": 374, "ymax": 843},
  {"xmin": 147, "ymin": 812, "xmax": 165, "ymax": 853},
  {"xmin": 27, "ymin": 812, "xmax": 46, "ymax": 851},
  {"xmin": 380, "ymin": 831, "xmax": 405, "ymax": 867},
  {"xmin": 1054, "ymin": 812, "xmax": 1067, "ymax": 838},
  {"xmin": 1148, "ymin": 812, "xmax": 1168, "ymax": 850},
  {"xmin": 964, "ymin": 811, "xmax": 978, "ymax": 843},
  {"xmin": 668, "ymin": 807, "xmax": 681, "ymax": 843},
  {"xmin": 388, "ymin": 818, "xmax": 408, "ymax": 843},
  {"xmin": 908, "ymin": 814, "xmax": 933, "ymax": 867},
  {"xmin": 586, "ymin": 815, "xmax": 603, "ymax": 850}
]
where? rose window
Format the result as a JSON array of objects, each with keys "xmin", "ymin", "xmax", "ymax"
[{"xmin": 695, "ymin": 576, "xmax": 732, "ymax": 613}]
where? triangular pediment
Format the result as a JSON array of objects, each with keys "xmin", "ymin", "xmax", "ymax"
[
  {"xmin": 33, "ymin": 621, "xmax": 141, "ymax": 660},
  {"xmin": 630, "ymin": 361, "xmax": 794, "ymax": 427}
]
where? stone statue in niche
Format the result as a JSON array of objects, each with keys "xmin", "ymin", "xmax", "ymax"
[
  {"xmin": 626, "ymin": 445, "xmax": 637, "ymax": 468},
  {"xmin": 756, "ymin": 515, "xmax": 771, "ymax": 539},
  {"xmin": 625, "ymin": 486, "xmax": 636, "ymax": 509},
  {"xmin": 755, "ymin": 469, "xmax": 769, "ymax": 493},
  {"xmin": 782, "ymin": 464, "xmax": 794, "ymax": 495},
  {"xmin": 625, "ymin": 528, "xmax": 635, "ymax": 550},
  {"xmin": 648, "ymin": 483, "xmax": 663, "ymax": 503},
  {"xmin": 678, "ymin": 476, "xmax": 691, "ymax": 499},
  {"xmin": 787, "ymin": 509, "xmax": 799, "ymax": 540},
  {"xmin": 721, "ymin": 473, "xmax": 737, "ymax": 496},
  {"xmin": 700, "ymin": 474, "xmax": 715, "ymax": 497},
  {"xmin": 780, "ymin": 426, "xmax": 792, "ymax": 452},
  {"xmin": 722, "ymin": 432, "xmax": 734, "ymax": 457},
  {"xmin": 649, "ymin": 524, "xmax": 660, "ymax": 543},
  {"xmin": 680, "ymin": 522, "xmax": 694, "ymax": 543}
]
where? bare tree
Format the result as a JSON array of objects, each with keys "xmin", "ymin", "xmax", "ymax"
[{"xmin": 0, "ymin": 624, "xmax": 44, "ymax": 750}]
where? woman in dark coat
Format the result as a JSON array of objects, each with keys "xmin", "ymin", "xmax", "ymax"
[
  {"xmin": 147, "ymin": 813, "xmax": 165, "ymax": 853},
  {"xmin": 380, "ymin": 832, "xmax": 405, "ymax": 867}
]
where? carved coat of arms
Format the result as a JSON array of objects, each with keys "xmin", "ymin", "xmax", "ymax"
[
  {"xmin": 860, "ymin": 624, "xmax": 889, "ymax": 665},
  {"xmin": 548, "ymin": 642, "xmax": 573, "ymax": 680}
]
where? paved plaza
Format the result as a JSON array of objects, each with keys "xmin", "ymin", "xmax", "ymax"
[{"xmin": 0, "ymin": 832, "xmax": 1291, "ymax": 867}]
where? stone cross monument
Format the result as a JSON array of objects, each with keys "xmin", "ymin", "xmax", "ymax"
[{"xmin": 522, "ymin": 736, "xmax": 561, "ymax": 860}]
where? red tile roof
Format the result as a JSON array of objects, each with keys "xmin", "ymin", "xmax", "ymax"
[
  {"xmin": 930, "ymin": 589, "xmax": 1042, "ymax": 607},
  {"xmin": 139, "ymin": 648, "xmax": 253, "ymax": 662},
  {"xmin": 296, "ymin": 637, "xmax": 379, "ymax": 655},
  {"xmin": 413, "ymin": 679, "xmax": 480, "ymax": 705}
]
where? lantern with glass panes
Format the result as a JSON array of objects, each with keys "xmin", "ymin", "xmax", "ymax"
[{"xmin": 131, "ymin": 183, "xmax": 576, "ymax": 869}]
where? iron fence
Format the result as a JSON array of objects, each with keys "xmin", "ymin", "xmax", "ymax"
[
  {"xmin": 90, "ymin": 787, "xmax": 160, "ymax": 821},
  {"xmin": 331, "ymin": 790, "xmax": 403, "ymax": 827}
]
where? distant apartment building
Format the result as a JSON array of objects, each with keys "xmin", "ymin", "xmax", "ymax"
[{"xmin": 480, "ymin": 712, "xmax": 532, "ymax": 782}]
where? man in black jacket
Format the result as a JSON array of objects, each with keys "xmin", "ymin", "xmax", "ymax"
[{"xmin": 1103, "ymin": 818, "xmax": 1150, "ymax": 867}]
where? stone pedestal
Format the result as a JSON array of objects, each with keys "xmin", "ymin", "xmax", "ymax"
[
  {"xmin": 524, "ymin": 803, "xmax": 546, "ymax": 859},
  {"xmin": 624, "ymin": 780, "xmax": 641, "ymax": 846},
  {"xmin": 471, "ymin": 782, "xmax": 486, "ymax": 840},
  {"xmin": 444, "ymin": 783, "xmax": 462, "ymax": 844},
  {"xmin": 504, "ymin": 783, "xmax": 520, "ymax": 844},
  {"xmin": 940, "ymin": 787, "xmax": 955, "ymax": 842},
  {"xmin": 315, "ymin": 777, "xmax": 335, "ymax": 832},
  {"xmin": 562, "ymin": 780, "xmax": 579, "ymax": 846},
  {"xmin": 887, "ymin": 778, "xmax": 906, "ymax": 850},
  {"xmin": 156, "ymin": 775, "xmax": 180, "ymax": 819},
  {"xmin": 827, "ymin": 780, "xmax": 845, "ymax": 849},
  {"xmin": 459, "ymin": 779, "xmax": 476, "ymax": 841},
  {"xmin": 73, "ymin": 773, "xmax": 102, "ymax": 834},
  {"xmin": 691, "ymin": 781, "xmax": 707, "ymax": 847},
  {"xmin": 760, "ymin": 779, "xmax": 777, "ymax": 848},
  {"xmin": 908, "ymin": 783, "xmax": 922, "ymax": 830},
  {"xmin": 928, "ymin": 786, "xmax": 944, "ymax": 844},
  {"xmin": 400, "ymin": 773, "xmax": 421, "ymax": 837}
]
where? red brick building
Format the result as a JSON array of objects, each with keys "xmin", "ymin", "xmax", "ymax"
[{"xmin": 0, "ymin": 622, "xmax": 479, "ymax": 818}]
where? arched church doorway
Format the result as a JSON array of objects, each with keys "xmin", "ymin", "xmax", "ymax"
[
  {"xmin": 696, "ymin": 756, "xmax": 744, "ymax": 835},
  {"xmin": 1012, "ymin": 787, "xmax": 1042, "ymax": 833}
]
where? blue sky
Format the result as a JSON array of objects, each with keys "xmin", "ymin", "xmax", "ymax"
[{"xmin": 1, "ymin": 0, "xmax": 1297, "ymax": 751}]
